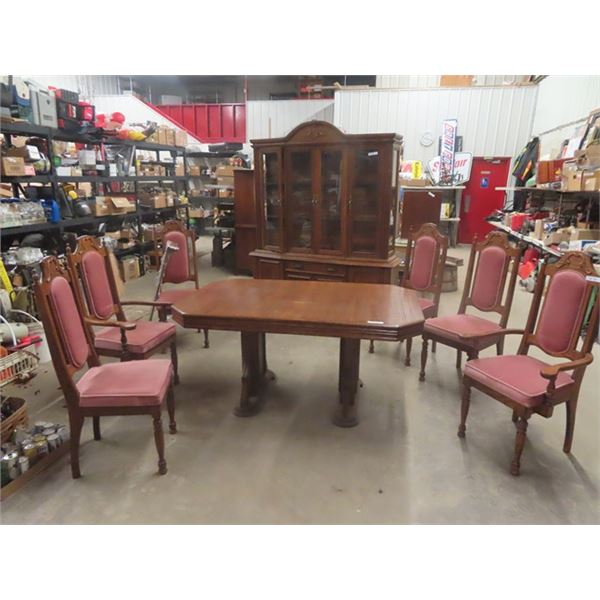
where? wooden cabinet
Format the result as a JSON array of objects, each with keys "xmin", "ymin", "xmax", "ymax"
[
  {"xmin": 233, "ymin": 168, "xmax": 257, "ymax": 275},
  {"xmin": 251, "ymin": 121, "xmax": 403, "ymax": 283}
]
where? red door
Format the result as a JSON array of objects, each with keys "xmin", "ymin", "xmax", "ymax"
[{"xmin": 459, "ymin": 157, "xmax": 511, "ymax": 244}]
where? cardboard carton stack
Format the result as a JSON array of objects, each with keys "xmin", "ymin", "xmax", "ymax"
[
  {"xmin": 145, "ymin": 126, "xmax": 187, "ymax": 147},
  {"xmin": 562, "ymin": 144, "xmax": 600, "ymax": 192}
]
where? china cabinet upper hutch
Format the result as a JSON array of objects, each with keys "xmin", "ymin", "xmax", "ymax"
[{"xmin": 250, "ymin": 121, "xmax": 404, "ymax": 284}]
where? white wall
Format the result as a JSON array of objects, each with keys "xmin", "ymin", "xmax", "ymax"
[
  {"xmin": 375, "ymin": 75, "xmax": 532, "ymax": 89},
  {"xmin": 246, "ymin": 99, "xmax": 335, "ymax": 140},
  {"xmin": 531, "ymin": 76, "xmax": 600, "ymax": 158},
  {"xmin": 27, "ymin": 75, "xmax": 120, "ymax": 99},
  {"xmin": 334, "ymin": 86, "xmax": 538, "ymax": 163}
]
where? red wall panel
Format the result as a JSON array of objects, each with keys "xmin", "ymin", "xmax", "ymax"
[{"xmin": 156, "ymin": 103, "xmax": 246, "ymax": 143}]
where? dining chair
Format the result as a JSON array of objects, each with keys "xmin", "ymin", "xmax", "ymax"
[
  {"xmin": 458, "ymin": 251, "xmax": 599, "ymax": 476},
  {"xmin": 66, "ymin": 235, "xmax": 180, "ymax": 384},
  {"xmin": 419, "ymin": 231, "xmax": 522, "ymax": 381},
  {"xmin": 34, "ymin": 256, "xmax": 176, "ymax": 478},
  {"xmin": 154, "ymin": 220, "xmax": 209, "ymax": 349},
  {"xmin": 368, "ymin": 223, "xmax": 448, "ymax": 365}
]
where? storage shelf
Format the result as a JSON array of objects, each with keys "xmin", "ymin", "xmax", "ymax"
[{"xmin": 2, "ymin": 175, "xmax": 53, "ymax": 184}]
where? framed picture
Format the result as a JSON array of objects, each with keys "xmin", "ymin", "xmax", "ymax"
[{"xmin": 579, "ymin": 107, "xmax": 600, "ymax": 149}]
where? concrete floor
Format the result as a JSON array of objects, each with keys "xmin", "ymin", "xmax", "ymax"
[{"xmin": 1, "ymin": 239, "xmax": 599, "ymax": 524}]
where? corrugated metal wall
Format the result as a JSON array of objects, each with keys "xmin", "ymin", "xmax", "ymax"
[
  {"xmin": 246, "ymin": 99, "xmax": 334, "ymax": 140},
  {"xmin": 28, "ymin": 75, "xmax": 120, "ymax": 99},
  {"xmin": 532, "ymin": 76, "xmax": 600, "ymax": 157},
  {"xmin": 376, "ymin": 75, "xmax": 531, "ymax": 88},
  {"xmin": 334, "ymin": 87, "xmax": 537, "ymax": 162}
]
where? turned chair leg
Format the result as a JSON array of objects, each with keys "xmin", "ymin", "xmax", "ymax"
[
  {"xmin": 167, "ymin": 384, "xmax": 177, "ymax": 434},
  {"xmin": 152, "ymin": 412, "xmax": 167, "ymax": 475},
  {"xmin": 457, "ymin": 383, "xmax": 471, "ymax": 438},
  {"xmin": 199, "ymin": 328, "xmax": 210, "ymax": 348},
  {"xmin": 419, "ymin": 337, "xmax": 428, "ymax": 381},
  {"xmin": 512, "ymin": 410, "xmax": 519, "ymax": 423},
  {"xmin": 69, "ymin": 414, "xmax": 84, "ymax": 479},
  {"xmin": 404, "ymin": 336, "xmax": 412, "ymax": 366},
  {"xmin": 456, "ymin": 349, "xmax": 462, "ymax": 370},
  {"xmin": 563, "ymin": 399, "xmax": 578, "ymax": 454},
  {"xmin": 496, "ymin": 338, "xmax": 504, "ymax": 355},
  {"xmin": 511, "ymin": 417, "xmax": 529, "ymax": 476},
  {"xmin": 170, "ymin": 340, "xmax": 180, "ymax": 385},
  {"xmin": 432, "ymin": 340, "xmax": 437, "ymax": 353},
  {"xmin": 92, "ymin": 416, "xmax": 101, "ymax": 441},
  {"xmin": 368, "ymin": 340, "xmax": 375, "ymax": 354}
]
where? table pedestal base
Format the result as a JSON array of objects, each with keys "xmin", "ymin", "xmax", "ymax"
[
  {"xmin": 234, "ymin": 332, "xmax": 276, "ymax": 417},
  {"xmin": 234, "ymin": 333, "xmax": 362, "ymax": 427},
  {"xmin": 333, "ymin": 338, "xmax": 361, "ymax": 428}
]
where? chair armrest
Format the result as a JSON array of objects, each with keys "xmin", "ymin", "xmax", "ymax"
[
  {"xmin": 540, "ymin": 354, "xmax": 594, "ymax": 380},
  {"xmin": 84, "ymin": 317, "xmax": 136, "ymax": 360},
  {"xmin": 458, "ymin": 328, "xmax": 525, "ymax": 341},
  {"xmin": 121, "ymin": 300, "xmax": 172, "ymax": 307},
  {"xmin": 84, "ymin": 317, "xmax": 136, "ymax": 330}
]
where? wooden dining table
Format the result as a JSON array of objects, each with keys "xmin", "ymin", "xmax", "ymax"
[{"xmin": 171, "ymin": 279, "xmax": 424, "ymax": 427}]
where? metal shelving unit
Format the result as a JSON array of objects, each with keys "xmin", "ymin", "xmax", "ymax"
[{"xmin": 1, "ymin": 122, "xmax": 192, "ymax": 266}]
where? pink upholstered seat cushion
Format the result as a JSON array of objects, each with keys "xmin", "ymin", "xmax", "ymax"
[
  {"xmin": 163, "ymin": 230, "xmax": 189, "ymax": 284},
  {"xmin": 464, "ymin": 355, "xmax": 574, "ymax": 408},
  {"xmin": 157, "ymin": 288, "xmax": 195, "ymax": 305},
  {"xmin": 418, "ymin": 297, "xmax": 436, "ymax": 318},
  {"xmin": 77, "ymin": 359, "xmax": 173, "ymax": 407},
  {"xmin": 94, "ymin": 320, "xmax": 176, "ymax": 354},
  {"xmin": 424, "ymin": 313, "xmax": 502, "ymax": 348}
]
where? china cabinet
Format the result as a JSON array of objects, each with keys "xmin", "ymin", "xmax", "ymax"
[{"xmin": 250, "ymin": 121, "xmax": 403, "ymax": 283}]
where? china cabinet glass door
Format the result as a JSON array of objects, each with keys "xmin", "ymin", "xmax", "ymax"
[
  {"xmin": 317, "ymin": 148, "xmax": 343, "ymax": 253},
  {"xmin": 259, "ymin": 150, "xmax": 282, "ymax": 249},
  {"xmin": 349, "ymin": 147, "xmax": 382, "ymax": 255},
  {"xmin": 285, "ymin": 149, "xmax": 315, "ymax": 252}
]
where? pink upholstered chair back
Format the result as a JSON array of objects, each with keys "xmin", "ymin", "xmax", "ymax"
[
  {"xmin": 34, "ymin": 257, "xmax": 97, "ymax": 393},
  {"xmin": 470, "ymin": 245, "xmax": 509, "ymax": 311},
  {"xmin": 410, "ymin": 235, "xmax": 437, "ymax": 291},
  {"xmin": 80, "ymin": 250, "xmax": 115, "ymax": 319},
  {"xmin": 49, "ymin": 276, "xmax": 90, "ymax": 370},
  {"xmin": 402, "ymin": 223, "xmax": 448, "ymax": 301},
  {"xmin": 163, "ymin": 230, "xmax": 190, "ymax": 284},
  {"xmin": 523, "ymin": 253, "xmax": 597, "ymax": 359},
  {"xmin": 460, "ymin": 231, "xmax": 521, "ymax": 326}
]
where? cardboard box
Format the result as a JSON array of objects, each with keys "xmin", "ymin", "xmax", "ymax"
[
  {"xmin": 543, "ymin": 229, "xmax": 571, "ymax": 246},
  {"xmin": 578, "ymin": 144, "xmax": 600, "ymax": 168},
  {"xmin": 570, "ymin": 229, "xmax": 600, "ymax": 242},
  {"xmin": 78, "ymin": 149, "xmax": 96, "ymax": 168},
  {"xmin": 440, "ymin": 75, "xmax": 474, "ymax": 87},
  {"xmin": 109, "ymin": 197, "xmax": 136, "ymax": 214},
  {"xmin": 189, "ymin": 165, "xmax": 201, "ymax": 177},
  {"xmin": 216, "ymin": 176, "xmax": 234, "ymax": 186},
  {"xmin": 139, "ymin": 192, "xmax": 167, "ymax": 209},
  {"xmin": 562, "ymin": 162, "xmax": 583, "ymax": 191},
  {"xmin": 175, "ymin": 163, "xmax": 185, "ymax": 176},
  {"xmin": 6, "ymin": 145, "xmax": 42, "ymax": 161},
  {"xmin": 216, "ymin": 165, "xmax": 236, "ymax": 178},
  {"xmin": 56, "ymin": 166, "xmax": 72, "ymax": 176},
  {"xmin": 582, "ymin": 170, "xmax": 600, "ymax": 192},
  {"xmin": 175, "ymin": 130, "xmax": 187, "ymax": 147},
  {"xmin": 399, "ymin": 178, "xmax": 429, "ymax": 187},
  {"xmin": 218, "ymin": 188, "xmax": 233, "ymax": 198},
  {"xmin": 165, "ymin": 129, "xmax": 176, "ymax": 146},
  {"xmin": 119, "ymin": 257, "xmax": 141, "ymax": 282},
  {"xmin": 1, "ymin": 156, "xmax": 26, "ymax": 176},
  {"xmin": 189, "ymin": 207, "xmax": 205, "ymax": 218},
  {"xmin": 91, "ymin": 197, "xmax": 111, "ymax": 216}
]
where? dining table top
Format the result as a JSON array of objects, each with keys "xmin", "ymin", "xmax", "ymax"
[{"xmin": 171, "ymin": 279, "xmax": 425, "ymax": 341}]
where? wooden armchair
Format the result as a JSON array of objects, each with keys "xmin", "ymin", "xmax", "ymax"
[
  {"xmin": 154, "ymin": 220, "xmax": 209, "ymax": 349},
  {"xmin": 66, "ymin": 235, "xmax": 179, "ymax": 384},
  {"xmin": 419, "ymin": 231, "xmax": 522, "ymax": 381},
  {"xmin": 34, "ymin": 256, "xmax": 176, "ymax": 479},
  {"xmin": 369, "ymin": 223, "xmax": 448, "ymax": 365},
  {"xmin": 458, "ymin": 252, "xmax": 599, "ymax": 476}
]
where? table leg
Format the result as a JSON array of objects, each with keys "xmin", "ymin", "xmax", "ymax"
[
  {"xmin": 333, "ymin": 338, "xmax": 361, "ymax": 428},
  {"xmin": 234, "ymin": 332, "xmax": 275, "ymax": 417}
]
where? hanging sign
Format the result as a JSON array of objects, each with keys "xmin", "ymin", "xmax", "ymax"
[
  {"xmin": 439, "ymin": 118, "xmax": 458, "ymax": 184},
  {"xmin": 427, "ymin": 152, "xmax": 473, "ymax": 185}
]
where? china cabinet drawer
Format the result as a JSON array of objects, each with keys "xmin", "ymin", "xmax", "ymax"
[{"xmin": 285, "ymin": 261, "xmax": 347, "ymax": 278}]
